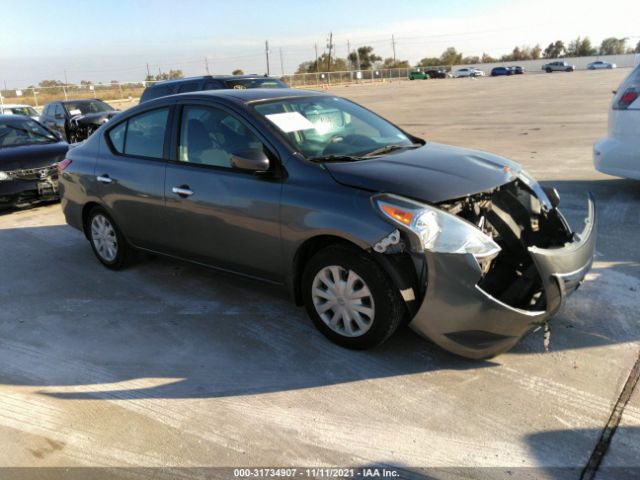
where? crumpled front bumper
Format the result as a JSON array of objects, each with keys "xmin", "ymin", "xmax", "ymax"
[{"xmin": 409, "ymin": 194, "xmax": 596, "ymax": 359}]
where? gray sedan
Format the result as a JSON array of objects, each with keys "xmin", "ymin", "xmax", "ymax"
[{"xmin": 58, "ymin": 88, "xmax": 596, "ymax": 359}]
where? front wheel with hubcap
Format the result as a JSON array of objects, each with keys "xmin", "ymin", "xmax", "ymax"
[
  {"xmin": 87, "ymin": 207, "xmax": 133, "ymax": 270},
  {"xmin": 302, "ymin": 245, "xmax": 406, "ymax": 349}
]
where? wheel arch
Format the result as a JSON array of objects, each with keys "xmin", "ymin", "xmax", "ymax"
[
  {"xmin": 81, "ymin": 201, "xmax": 103, "ymax": 240},
  {"xmin": 289, "ymin": 234, "xmax": 422, "ymax": 313}
]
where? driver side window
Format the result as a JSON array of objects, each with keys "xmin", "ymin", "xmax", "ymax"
[{"xmin": 178, "ymin": 106, "xmax": 263, "ymax": 168}]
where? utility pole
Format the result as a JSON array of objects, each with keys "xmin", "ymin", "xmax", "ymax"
[
  {"xmin": 146, "ymin": 63, "xmax": 151, "ymax": 80},
  {"xmin": 347, "ymin": 40, "xmax": 351, "ymax": 69},
  {"xmin": 265, "ymin": 40, "xmax": 270, "ymax": 75},
  {"xmin": 314, "ymin": 43, "xmax": 319, "ymax": 72},
  {"xmin": 326, "ymin": 32, "xmax": 333, "ymax": 72},
  {"xmin": 205, "ymin": 57, "xmax": 210, "ymax": 75},
  {"xmin": 64, "ymin": 69, "xmax": 69, "ymax": 85},
  {"xmin": 279, "ymin": 48, "xmax": 284, "ymax": 76},
  {"xmin": 392, "ymin": 34, "xmax": 397, "ymax": 67}
]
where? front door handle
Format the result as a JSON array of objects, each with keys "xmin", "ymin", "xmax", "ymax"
[
  {"xmin": 97, "ymin": 174, "xmax": 113, "ymax": 184},
  {"xmin": 172, "ymin": 186, "xmax": 194, "ymax": 197}
]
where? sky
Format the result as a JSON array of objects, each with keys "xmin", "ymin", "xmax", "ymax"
[{"xmin": 0, "ymin": 0, "xmax": 638, "ymax": 86}]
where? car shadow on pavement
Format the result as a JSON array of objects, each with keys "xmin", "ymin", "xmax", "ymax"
[
  {"xmin": 0, "ymin": 224, "xmax": 496, "ymax": 401},
  {"xmin": 525, "ymin": 427, "xmax": 640, "ymax": 480}
]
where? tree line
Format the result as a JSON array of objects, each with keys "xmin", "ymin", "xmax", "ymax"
[
  {"xmin": 16, "ymin": 35, "xmax": 640, "ymax": 90},
  {"xmin": 296, "ymin": 36, "xmax": 640, "ymax": 73}
]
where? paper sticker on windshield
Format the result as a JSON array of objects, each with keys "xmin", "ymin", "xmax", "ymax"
[{"xmin": 265, "ymin": 112, "xmax": 315, "ymax": 133}]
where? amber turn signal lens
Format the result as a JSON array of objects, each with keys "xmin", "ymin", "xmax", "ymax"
[{"xmin": 381, "ymin": 204, "xmax": 414, "ymax": 225}]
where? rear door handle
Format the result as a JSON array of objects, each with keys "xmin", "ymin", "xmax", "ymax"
[
  {"xmin": 172, "ymin": 186, "xmax": 194, "ymax": 197},
  {"xmin": 97, "ymin": 174, "xmax": 113, "ymax": 184}
]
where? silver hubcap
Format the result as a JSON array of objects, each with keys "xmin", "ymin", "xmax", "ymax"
[
  {"xmin": 311, "ymin": 265, "xmax": 375, "ymax": 337},
  {"xmin": 91, "ymin": 214, "xmax": 118, "ymax": 262}
]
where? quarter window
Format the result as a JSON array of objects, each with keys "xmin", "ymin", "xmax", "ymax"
[
  {"xmin": 108, "ymin": 122, "xmax": 126, "ymax": 153},
  {"xmin": 107, "ymin": 108, "xmax": 169, "ymax": 159},
  {"xmin": 178, "ymin": 106, "xmax": 263, "ymax": 168}
]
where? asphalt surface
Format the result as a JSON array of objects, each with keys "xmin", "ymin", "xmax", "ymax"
[{"xmin": 0, "ymin": 69, "xmax": 638, "ymax": 479}]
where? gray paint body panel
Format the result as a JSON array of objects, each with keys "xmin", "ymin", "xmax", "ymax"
[{"xmin": 59, "ymin": 88, "xmax": 597, "ymax": 358}]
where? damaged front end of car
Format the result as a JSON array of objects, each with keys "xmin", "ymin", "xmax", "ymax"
[
  {"xmin": 372, "ymin": 175, "xmax": 596, "ymax": 359},
  {"xmin": 68, "ymin": 112, "xmax": 118, "ymax": 143}
]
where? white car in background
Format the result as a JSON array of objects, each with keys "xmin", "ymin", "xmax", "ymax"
[
  {"xmin": 454, "ymin": 67, "xmax": 485, "ymax": 78},
  {"xmin": 587, "ymin": 61, "xmax": 617, "ymax": 70},
  {"xmin": 0, "ymin": 104, "xmax": 40, "ymax": 121},
  {"xmin": 593, "ymin": 65, "xmax": 640, "ymax": 179}
]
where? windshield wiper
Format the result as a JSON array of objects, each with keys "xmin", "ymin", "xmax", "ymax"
[
  {"xmin": 361, "ymin": 143, "xmax": 422, "ymax": 158},
  {"xmin": 308, "ymin": 154, "xmax": 361, "ymax": 163}
]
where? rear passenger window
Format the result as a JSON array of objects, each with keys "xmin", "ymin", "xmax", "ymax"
[
  {"xmin": 107, "ymin": 108, "xmax": 169, "ymax": 158},
  {"xmin": 124, "ymin": 109, "xmax": 169, "ymax": 159},
  {"xmin": 108, "ymin": 122, "xmax": 126, "ymax": 153}
]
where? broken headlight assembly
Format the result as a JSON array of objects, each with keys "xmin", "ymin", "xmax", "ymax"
[{"xmin": 373, "ymin": 193, "xmax": 501, "ymax": 260}]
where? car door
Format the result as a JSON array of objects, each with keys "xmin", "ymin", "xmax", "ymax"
[
  {"xmin": 163, "ymin": 102, "xmax": 283, "ymax": 282},
  {"xmin": 95, "ymin": 104, "xmax": 174, "ymax": 251}
]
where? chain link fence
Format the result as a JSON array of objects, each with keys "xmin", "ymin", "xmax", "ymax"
[
  {"xmin": 0, "ymin": 68, "xmax": 452, "ymax": 108},
  {"xmin": 0, "ymin": 82, "xmax": 147, "ymax": 109},
  {"xmin": 283, "ymin": 67, "xmax": 416, "ymax": 87},
  {"xmin": 0, "ymin": 68, "xmax": 427, "ymax": 109}
]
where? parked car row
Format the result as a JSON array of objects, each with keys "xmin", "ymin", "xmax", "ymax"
[
  {"xmin": 408, "ymin": 69, "xmax": 451, "ymax": 80},
  {"xmin": 0, "ymin": 75, "xmax": 289, "ymax": 211}
]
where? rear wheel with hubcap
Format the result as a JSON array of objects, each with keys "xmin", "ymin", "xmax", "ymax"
[
  {"xmin": 87, "ymin": 207, "xmax": 134, "ymax": 270},
  {"xmin": 302, "ymin": 245, "xmax": 405, "ymax": 349}
]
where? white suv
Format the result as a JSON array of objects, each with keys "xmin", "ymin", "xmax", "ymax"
[{"xmin": 593, "ymin": 65, "xmax": 640, "ymax": 179}]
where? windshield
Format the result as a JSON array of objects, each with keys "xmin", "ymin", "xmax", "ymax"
[
  {"xmin": 63, "ymin": 100, "xmax": 113, "ymax": 115},
  {"xmin": 253, "ymin": 96, "xmax": 416, "ymax": 159},
  {"xmin": 225, "ymin": 78, "xmax": 286, "ymax": 89},
  {"xmin": 0, "ymin": 118, "xmax": 58, "ymax": 148}
]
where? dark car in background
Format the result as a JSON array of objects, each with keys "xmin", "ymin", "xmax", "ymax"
[
  {"xmin": 425, "ymin": 69, "xmax": 450, "ymax": 79},
  {"xmin": 59, "ymin": 88, "xmax": 595, "ymax": 359},
  {"xmin": 0, "ymin": 115, "xmax": 67, "ymax": 209},
  {"xmin": 139, "ymin": 75, "xmax": 288, "ymax": 103},
  {"xmin": 40, "ymin": 99, "xmax": 119, "ymax": 143},
  {"xmin": 490, "ymin": 66, "xmax": 512, "ymax": 76},
  {"xmin": 510, "ymin": 66, "xmax": 525, "ymax": 74}
]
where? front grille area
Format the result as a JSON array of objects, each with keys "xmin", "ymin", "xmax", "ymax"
[{"xmin": 8, "ymin": 165, "xmax": 58, "ymax": 180}]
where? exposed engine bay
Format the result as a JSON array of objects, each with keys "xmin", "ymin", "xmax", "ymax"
[
  {"xmin": 438, "ymin": 180, "xmax": 574, "ymax": 311},
  {"xmin": 68, "ymin": 111, "xmax": 118, "ymax": 143}
]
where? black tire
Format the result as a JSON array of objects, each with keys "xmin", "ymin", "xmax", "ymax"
[
  {"xmin": 301, "ymin": 245, "xmax": 405, "ymax": 350},
  {"xmin": 86, "ymin": 206, "xmax": 135, "ymax": 270},
  {"xmin": 546, "ymin": 68, "xmax": 552, "ymax": 73}
]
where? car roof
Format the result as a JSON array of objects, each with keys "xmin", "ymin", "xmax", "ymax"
[
  {"xmin": 147, "ymin": 75, "xmax": 281, "ymax": 87},
  {"xmin": 0, "ymin": 114, "xmax": 35, "ymax": 123},
  {"xmin": 60, "ymin": 98, "xmax": 105, "ymax": 104},
  {"xmin": 135, "ymin": 88, "xmax": 327, "ymax": 112},
  {"xmin": 174, "ymin": 87, "xmax": 326, "ymax": 103}
]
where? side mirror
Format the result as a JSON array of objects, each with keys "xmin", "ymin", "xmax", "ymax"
[{"xmin": 230, "ymin": 148, "xmax": 270, "ymax": 172}]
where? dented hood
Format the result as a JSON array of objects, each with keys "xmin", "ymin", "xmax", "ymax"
[{"xmin": 324, "ymin": 142, "xmax": 522, "ymax": 203}]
